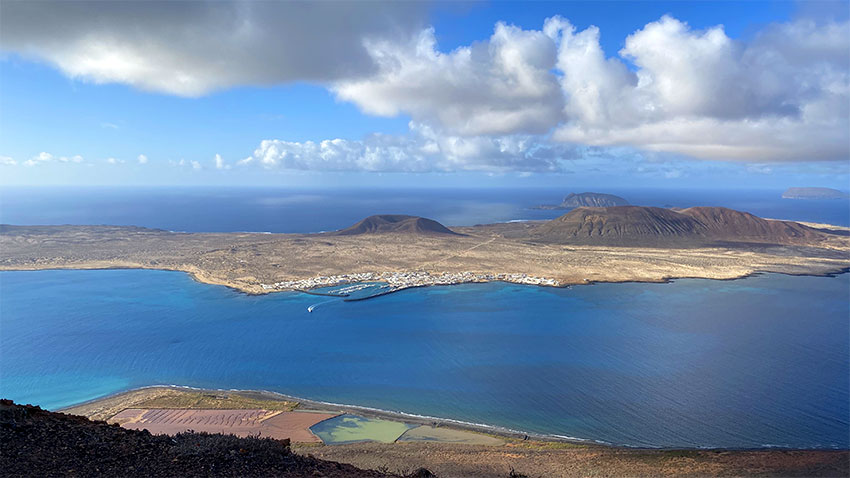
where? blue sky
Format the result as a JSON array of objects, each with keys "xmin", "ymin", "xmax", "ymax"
[{"xmin": 0, "ymin": 1, "xmax": 847, "ymax": 189}]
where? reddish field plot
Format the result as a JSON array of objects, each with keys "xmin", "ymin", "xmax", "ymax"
[{"xmin": 111, "ymin": 408, "xmax": 338, "ymax": 443}]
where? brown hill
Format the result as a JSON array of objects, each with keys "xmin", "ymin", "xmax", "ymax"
[
  {"xmin": 532, "ymin": 206, "xmax": 705, "ymax": 245},
  {"xmin": 677, "ymin": 207, "xmax": 823, "ymax": 242},
  {"xmin": 330, "ymin": 215, "xmax": 460, "ymax": 236},
  {"xmin": 0, "ymin": 399, "xmax": 400, "ymax": 478},
  {"xmin": 531, "ymin": 206, "xmax": 826, "ymax": 246}
]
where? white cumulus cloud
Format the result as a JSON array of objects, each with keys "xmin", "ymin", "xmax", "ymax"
[
  {"xmin": 335, "ymin": 14, "xmax": 848, "ymax": 164},
  {"xmin": 23, "ymin": 152, "xmax": 83, "ymax": 166},
  {"xmin": 137, "ymin": 154, "xmax": 148, "ymax": 164},
  {"xmin": 240, "ymin": 122, "xmax": 579, "ymax": 173},
  {"xmin": 0, "ymin": 156, "xmax": 17, "ymax": 166},
  {"xmin": 549, "ymin": 15, "xmax": 849, "ymax": 162},
  {"xmin": 333, "ymin": 14, "xmax": 848, "ymax": 164},
  {"xmin": 214, "ymin": 154, "xmax": 230, "ymax": 170},
  {"xmin": 333, "ymin": 23, "xmax": 564, "ymax": 136}
]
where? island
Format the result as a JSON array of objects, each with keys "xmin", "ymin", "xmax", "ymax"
[
  {"xmin": 782, "ymin": 187, "xmax": 849, "ymax": 199},
  {"xmin": 533, "ymin": 192, "xmax": 629, "ymax": 209},
  {"xmin": 3, "ymin": 208, "xmax": 850, "ymax": 477},
  {"xmin": 1, "ymin": 207, "xmax": 848, "ymax": 297}
]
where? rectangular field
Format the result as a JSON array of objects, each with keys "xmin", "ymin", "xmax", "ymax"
[{"xmin": 111, "ymin": 408, "xmax": 337, "ymax": 443}]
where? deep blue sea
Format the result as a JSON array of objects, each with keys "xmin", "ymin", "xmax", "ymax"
[
  {"xmin": 1, "ymin": 187, "xmax": 848, "ymax": 448},
  {"xmin": 1, "ymin": 269, "xmax": 847, "ymax": 449},
  {"xmin": 1, "ymin": 186, "xmax": 848, "ymax": 231}
]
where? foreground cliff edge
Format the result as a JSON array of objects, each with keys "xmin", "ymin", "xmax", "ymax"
[
  {"xmin": 0, "ymin": 399, "xmax": 423, "ymax": 478},
  {"xmin": 1, "ymin": 207, "xmax": 848, "ymax": 295}
]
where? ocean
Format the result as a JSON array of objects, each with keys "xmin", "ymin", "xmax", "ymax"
[
  {"xmin": 1, "ymin": 186, "xmax": 848, "ymax": 449},
  {"xmin": 1, "ymin": 186, "xmax": 848, "ymax": 232},
  {"xmin": 1, "ymin": 269, "xmax": 847, "ymax": 449}
]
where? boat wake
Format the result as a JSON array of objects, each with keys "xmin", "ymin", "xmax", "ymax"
[{"xmin": 307, "ymin": 299, "xmax": 336, "ymax": 313}]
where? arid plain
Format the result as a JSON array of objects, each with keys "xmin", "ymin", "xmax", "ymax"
[{"xmin": 1, "ymin": 207, "xmax": 848, "ymax": 295}]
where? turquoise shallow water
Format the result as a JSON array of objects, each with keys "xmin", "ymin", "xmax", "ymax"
[
  {"xmin": 0, "ymin": 269, "xmax": 847, "ymax": 448},
  {"xmin": 310, "ymin": 414, "xmax": 416, "ymax": 445}
]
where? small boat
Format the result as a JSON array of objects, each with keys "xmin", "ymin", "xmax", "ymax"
[{"xmin": 307, "ymin": 305, "xmax": 315, "ymax": 313}]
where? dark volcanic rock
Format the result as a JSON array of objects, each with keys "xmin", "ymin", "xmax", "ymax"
[
  {"xmin": 531, "ymin": 206, "xmax": 827, "ymax": 247},
  {"xmin": 782, "ymin": 187, "xmax": 849, "ymax": 200},
  {"xmin": 0, "ymin": 399, "xmax": 389, "ymax": 477},
  {"xmin": 330, "ymin": 215, "xmax": 460, "ymax": 236}
]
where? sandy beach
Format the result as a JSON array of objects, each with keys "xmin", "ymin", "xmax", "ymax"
[{"xmin": 62, "ymin": 386, "xmax": 556, "ymax": 444}]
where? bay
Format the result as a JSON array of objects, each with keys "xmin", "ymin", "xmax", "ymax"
[{"xmin": 1, "ymin": 269, "xmax": 847, "ymax": 449}]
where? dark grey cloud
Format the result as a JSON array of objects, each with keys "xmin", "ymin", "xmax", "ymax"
[{"xmin": 0, "ymin": 1, "xmax": 426, "ymax": 96}]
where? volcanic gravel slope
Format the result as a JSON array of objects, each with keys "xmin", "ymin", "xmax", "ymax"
[
  {"xmin": 0, "ymin": 400, "xmax": 402, "ymax": 478},
  {"xmin": 532, "ymin": 206, "xmax": 829, "ymax": 246}
]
